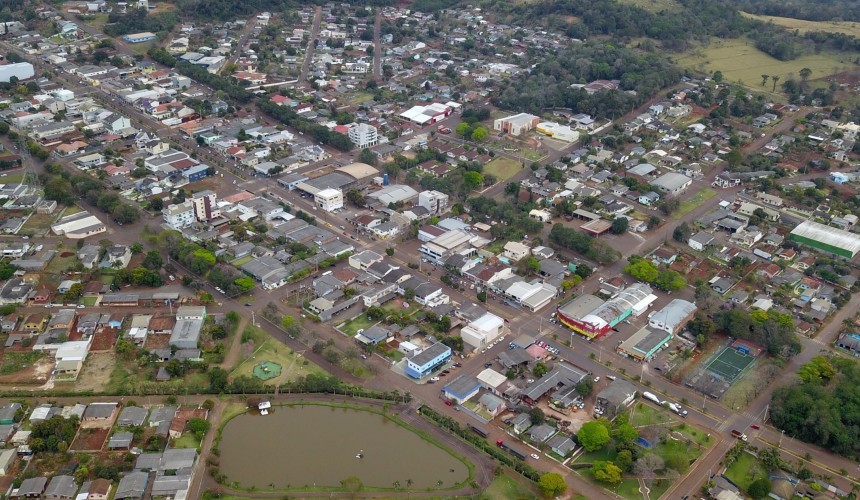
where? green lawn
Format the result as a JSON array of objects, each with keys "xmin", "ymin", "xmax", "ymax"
[
  {"xmin": 0, "ymin": 172, "xmax": 25, "ymax": 183},
  {"xmin": 337, "ymin": 314, "xmax": 379, "ymax": 336},
  {"xmin": 573, "ymin": 447, "xmax": 617, "ymax": 464},
  {"xmin": 480, "ymin": 473, "xmax": 540, "ymax": 500},
  {"xmin": 45, "ymin": 252, "xmax": 79, "ymax": 275},
  {"xmin": 484, "ymin": 240, "xmax": 507, "ymax": 255},
  {"xmin": 0, "ymin": 352, "xmax": 44, "ymax": 375},
  {"xmin": 672, "ymin": 188, "xmax": 716, "ymax": 220},
  {"xmin": 173, "ymin": 433, "xmax": 201, "ymax": 450},
  {"xmin": 81, "ymin": 296, "xmax": 99, "ymax": 306},
  {"xmin": 230, "ymin": 337, "xmax": 327, "ymax": 385},
  {"xmin": 629, "ymin": 403, "xmax": 672, "ymax": 427},
  {"xmin": 484, "ymin": 157, "xmax": 524, "ymax": 182},
  {"xmin": 231, "ymin": 255, "xmax": 253, "ymax": 267},
  {"xmin": 20, "ymin": 214, "xmax": 56, "ymax": 236},
  {"xmin": 724, "ymin": 452, "xmax": 767, "ymax": 491},
  {"xmin": 673, "ymin": 423, "xmax": 714, "ymax": 448},
  {"xmin": 617, "ymin": 0, "xmax": 682, "ymax": 12}
]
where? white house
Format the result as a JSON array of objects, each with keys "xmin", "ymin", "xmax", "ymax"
[
  {"xmin": 460, "ymin": 313, "xmax": 505, "ymax": 350},
  {"xmin": 503, "ymin": 241, "xmax": 531, "ymax": 261},
  {"xmin": 314, "ymin": 188, "xmax": 343, "ymax": 212}
]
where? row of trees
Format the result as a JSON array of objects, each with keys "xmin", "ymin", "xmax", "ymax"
[
  {"xmin": 258, "ymin": 98, "xmax": 353, "ymax": 152},
  {"xmin": 42, "ymin": 165, "xmax": 140, "ymax": 224}
]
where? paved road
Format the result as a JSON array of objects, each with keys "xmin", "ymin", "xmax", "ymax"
[
  {"xmin": 372, "ymin": 11, "xmax": 382, "ymax": 79},
  {"xmin": 299, "ymin": 6, "xmax": 322, "ymax": 83}
]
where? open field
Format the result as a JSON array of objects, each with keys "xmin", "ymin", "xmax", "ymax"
[
  {"xmin": 0, "ymin": 171, "xmax": 25, "ymax": 183},
  {"xmin": 672, "ymin": 188, "xmax": 716, "ymax": 219},
  {"xmin": 45, "ymin": 252, "xmax": 79, "ymax": 275},
  {"xmin": 617, "ymin": 0, "xmax": 682, "ymax": 12},
  {"xmin": 172, "ymin": 433, "xmax": 201, "ymax": 449},
  {"xmin": 740, "ymin": 12, "xmax": 860, "ymax": 38},
  {"xmin": 20, "ymin": 214, "xmax": 56, "ymax": 236},
  {"xmin": 337, "ymin": 314, "xmax": 379, "ymax": 336},
  {"xmin": 676, "ymin": 38, "xmax": 854, "ymax": 87},
  {"xmin": 71, "ymin": 428, "xmax": 110, "ymax": 451},
  {"xmin": 480, "ymin": 473, "xmax": 540, "ymax": 500},
  {"xmin": 724, "ymin": 452, "xmax": 767, "ymax": 491},
  {"xmin": 0, "ymin": 352, "xmax": 44, "ymax": 375},
  {"xmin": 484, "ymin": 157, "xmax": 523, "ymax": 182},
  {"xmin": 65, "ymin": 352, "xmax": 115, "ymax": 393},
  {"xmin": 230, "ymin": 337, "xmax": 327, "ymax": 385}
]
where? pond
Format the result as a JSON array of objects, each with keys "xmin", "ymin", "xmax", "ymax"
[{"xmin": 218, "ymin": 404, "xmax": 470, "ymax": 490}]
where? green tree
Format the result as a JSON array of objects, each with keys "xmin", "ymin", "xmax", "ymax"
[
  {"xmin": 234, "ymin": 276, "xmax": 255, "ymax": 292},
  {"xmin": 615, "ymin": 449, "xmax": 634, "ymax": 472},
  {"xmin": 655, "ymin": 269, "xmax": 686, "ymax": 292},
  {"xmin": 187, "ymin": 418, "xmax": 211, "ymax": 438},
  {"xmin": 63, "ymin": 283, "xmax": 83, "ymax": 302},
  {"xmin": 533, "ymin": 362, "xmax": 548, "ymax": 378},
  {"xmin": 538, "ymin": 473, "xmax": 567, "ymax": 498},
  {"xmin": 578, "ymin": 421, "xmax": 610, "ymax": 451},
  {"xmin": 385, "ymin": 247, "xmax": 394, "ymax": 256},
  {"xmin": 748, "ymin": 478, "xmax": 772, "ymax": 499},
  {"xmin": 130, "ymin": 243, "xmax": 144, "ymax": 254},
  {"xmin": 590, "ymin": 461, "xmax": 622, "ymax": 485},
  {"xmin": 142, "ymin": 250, "xmax": 163, "ymax": 270},
  {"xmin": 624, "ymin": 259, "xmax": 658, "ymax": 283},
  {"xmin": 470, "ymin": 126, "xmax": 488, "ymax": 141},
  {"xmin": 359, "ymin": 147, "xmax": 377, "ymax": 165},
  {"xmin": 576, "ymin": 378, "xmax": 594, "ymax": 396},
  {"xmin": 463, "ymin": 171, "xmax": 484, "ymax": 191},
  {"xmin": 797, "ymin": 356, "xmax": 836, "ymax": 384},
  {"xmin": 455, "ymin": 122, "xmax": 472, "ymax": 138},
  {"xmin": 611, "ymin": 217, "xmax": 629, "ymax": 234},
  {"xmin": 282, "ymin": 315, "xmax": 296, "ymax": 329},
  {"xmin": 614, "ymin": 423, "xmax": 638, "ymax": 443}
]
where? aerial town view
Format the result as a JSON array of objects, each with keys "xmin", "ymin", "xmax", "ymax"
[{"xmin": 0, "ymin": 0, "xmax": 859, "ymax": 498}]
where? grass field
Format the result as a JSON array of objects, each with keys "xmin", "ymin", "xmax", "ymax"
[
  {"xmin": 173, "ymin": 433, "xmax": 201, "ymax": 450},
  {"xmin": 45, "ymin": 252, "xmax": 79, "ymax": 275},
  {"xmin": 231, "ymin": 255, "xmax": 253, "ymax": 267},
  {"xmin": 337, "ymin": 314, "xmax": 379, "ymax": 336},
  {"xmin": 618, "ymin": 0, "xmax": 682, "ymax": 12},
  {"xmin": 724, "ymin": 452, "xmax": 767, "ymax": 490},
  {"xmin": 484, "ymin": 157, "xmax": 524, "ymax": 182},
  {"xmin": 20, "ymin": 214, "xmax": 56, "ymax": 236},
  {"xmin": 672, "ymin": 188, "xmax": 716, "ymax": 220},
  {"xmin": 629, "ymin": 403, "xmax": 673, "ymax": 427},
  {"xmin": 480, "ymin": 474, "xmax": 540, "ymax": 500},
  {"xmin": 230, "ymin": 337, "xmax": 327, "ymax": 385},
  {"xmin": 0, "ymin": 171, "xmax": 25, "ymax": 183},
  {"xmin": 0, "ymin": 352, "xmax": 44, "ymax": 375},
  {"xmin": 346, "ymin": 92, "xmax": 374, "ymax": 105},
  {"xmin": 740, "ymin": 12, "xmax": 860, "ymax": 38},
  {"xmin": 676, "ymin": 38, "xmax": 854, "ymax": 87}
]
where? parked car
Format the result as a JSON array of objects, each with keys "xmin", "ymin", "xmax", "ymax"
[
  {"xmin": 430, "ymin": 376, "xmax": 440, "ymax": 382},
  {"xmin": 444, "ymin": 400, "xmax": 453, "ymax": 406},
  {"xmin": 530, "ymin": 454, "xmax": 540, "ymax": 460}
]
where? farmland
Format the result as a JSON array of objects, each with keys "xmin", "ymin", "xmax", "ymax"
[
  {"xmin": 740, "ymin": 12, "xmax": 860, "ymax": 38},
  {"xmin": 675, "ymin": 38, "xmax": 854, "ymax": 88}
]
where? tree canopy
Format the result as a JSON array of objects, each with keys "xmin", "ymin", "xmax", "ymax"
[{"xmin": 578, "ymin": 421, "xmax": 610, "ymax": 451}]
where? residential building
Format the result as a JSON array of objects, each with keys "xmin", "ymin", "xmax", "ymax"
[
  {"xmin": 190, "ymin": 190, "xmax": 220, "ymax": 221},
  {"xmin": 163, "ymin": 201, "xmax": 195, "ymax": 229},
  {"xmin": 652, "ymin": 172, "xmax": 692, "ymax": 195},
  {"xmin": 442, "ymin": 374, "xmax": 481, "ymax": 404},
  {"xmin": 688, "ymin": 231, "xmax": 715, "ymax": 251},
  {"xmin": 420, "ymin": 229, "xmax": 475, "ymax": 265},
  {"xmin": 348, "ymin": 123, "xmax": 379, "ymax": 148},
  {"xmin": 44, "ymin": 475, "xmax": 77, "ymax": 500},
  {"xmin": 503, "ymin": 241, "xmax": 531, "ymax": 261},
  {"xmin": 595, "ymin": 379, "xmax": 638, "ymax": 418},
  {"xmin": 417, "ymin": 190, "xmax": 448, "ymax": 215},
  {"xmin": 460, "ymin": 312, "xmax": 505, "ymax": 350}
]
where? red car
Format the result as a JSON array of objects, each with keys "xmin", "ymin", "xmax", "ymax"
[
  {"xmin": 445, "ymin": 400, "xmax": 453, "ymax": 406},
  {"xmin": 751, "ymin": 424, "xmax": 761, "ymax": 430}
]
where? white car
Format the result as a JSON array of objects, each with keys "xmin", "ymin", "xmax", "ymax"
[
  {"xmin": 530, "ymin": 454, "xmax": 540, "ymax": 460},
  {"xmin": 76, "ymin": 304, "xmax": 85, "ymax": 309},
  {"xmin": 430, "ymin": 376, "xmax": 440, "ymax": 382},
  {"xmin": 593, "ymin": 376, "xmax": 601, "ymax": 383}
]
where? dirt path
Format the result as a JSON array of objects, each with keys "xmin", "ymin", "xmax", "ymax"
[
  {"xmin": 221, "ymin": 317, "xmax": 249, "ymax": 370},
  {"xmin": 188, "ymin": 399, "xmax": 225, "ymax": 500}
]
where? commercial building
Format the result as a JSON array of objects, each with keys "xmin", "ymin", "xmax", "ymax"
[
  {"xmin": 0, "ymin": 62, "xmax": 35, "ymax": 83},
  {"xmin": 170, "ymin": 318, "xmax": 202, "ymax": 349},
  {"xmin": 503, "ymin": 281, "xmax": 557, "ymax": 312},
  {"xmin": 442, "ymin": 375, "xmax": 481, "ymax": 404},
  {"xmin": 314, "ymin": 188, "xmax": 344, "ymax": 212},
  {"xmin": 535, "ymin": 122, "xmax": 579, "ymax": 142},
  {"xmin": 652, "ymin": 172, "xmax": 692, "ymax": 195},
  {"xmin": 420, "ymin": 229, "xmax": 475, "ymax": 265},
  {"xmin": 367, "ymin": 184, "xmax": 418, "ymax": 206},
  {"xmin": 618, "ymin": 327, "xmax": 673, "ymax": 361},
  {"xmin": 404, "ymin": 342, "xmax": 451, "ymax": 378},
  {"xmin": 418, "ymin": 190, "xmax": 449, "ymax": 214},
  {"xmin": 789, "ymin": 220, "xmax": 860, "ymax": 259},
  {"xmin": 493, "ymin": 113, "xmax": 539, "ymax": 136},
  {"xmin": 123, "ymin": 32, "xmax": 157, "ymax": 43},
  {"xmin": 520, "ymin": 361, "xmax": 588, "ymax": 404},
  {"xmin": 556, "ymin": 284, "xmax": 653, "ymax": 339},
  {"xmin": 190, "ymin": 190, "xmax": 220, "ymax": 221},
  {"xmin": 460, "ymin": 312, "xmax": 505, "ymax": 350},
  {"xmin": 51, "ymin": 211, "xmax": 106, "ymax": 239},
  {"xmin": 347, "ymin": 123, "xmax": 378, "ymax": 148},
  {"xmin": 648, "ymin": 299, "xmax": 696, "ymax": 334},
  {"xmin": 399, "ymin": 102, "xmax": 455, "ymax": 125}
]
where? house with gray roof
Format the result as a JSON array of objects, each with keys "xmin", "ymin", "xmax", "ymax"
[
  {"xmin": 108, "ymin": 431, "xmax": 134, "ymax": 450},
  {"xmin": 547, "ymin": 434, "xmax": 576, "ymax": 457},
  {"xmin": 115, "ymin": 471, "xmax": 148, "ymax": 499},
  {"xmin": 510, "ymin": 413, "xmax": 532, "ymax": 435},
  {"xmin": 520, "ymin": 361, "xmax": 588, "ymax": 404},
  {"xmin": 44, "ymin": 475, "xmax": 77, "ymax": 500},
  {"xmin": 117, "ymin": 406, "xmax": 148, "ymax": 427},
  {"xmin": 528, "ymin": 423, "xmax": 556, "ymax": 443},
  {"xmin": 595, "ymin": 379, "xmax": 638, "ymax": 418},
  {"xmin": 13, "ymin": 477, "xmax": 47, "ymax": 498}
]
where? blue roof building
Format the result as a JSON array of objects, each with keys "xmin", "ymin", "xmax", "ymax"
[
  {"xmin": 404, "ymin": 342, "xmax": 451, "ymax": 378},
  {"xmin": 442, "ymin": 374, "xmax": 481, "ymax": 404}
]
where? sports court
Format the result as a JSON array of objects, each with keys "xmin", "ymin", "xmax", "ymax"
[{"xmin": 703, "ymin": 346, "xmax": 755, "ymax": 383}]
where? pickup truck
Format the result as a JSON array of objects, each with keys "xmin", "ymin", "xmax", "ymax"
[{"xmin": 731, "ymin": 429, "xmax": 748, "ymax": 442}]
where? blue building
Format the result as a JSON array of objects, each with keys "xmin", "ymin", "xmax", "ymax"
[
  {"xmin": 442, "ymin": 374, "xmax": 481, "ymax": 404},
  {"xmin": 183, "ymin": 164, "xmax": 211, "ymax": 183},
  {"xmin": 404, "ymin": 342, "xmax": 451, "ymax": 378}
]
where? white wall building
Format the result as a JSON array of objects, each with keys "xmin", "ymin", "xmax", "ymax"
[
  {"xmin": 418, "ymin": 190, "xmax": 449, "ymax": 215},
  {"xmin": 191, "ymin": 190, "xmax": 220, "ymax": 221},
  {"xmin": 460, "ymin": 313, "xmax": 505, "ymax": 350},
  {"xmin": 0, "ymin": 63, "xmax": 35, "ymax": 83},
  {"xmin": 314, "ymin": 188, "xmax": 344, "ymax": 212},
  {"xmin": 163, "ymin": 201, "xmax": 195, "ymax": 229},
  {"xmin": 348, "ymin": 123, "xmax": 379, "ymax": 148}
]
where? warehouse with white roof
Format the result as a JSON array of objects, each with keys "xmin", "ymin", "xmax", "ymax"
[{"xmin": 789, "ymin": 220, "xmax": 860, "ymax": 259}]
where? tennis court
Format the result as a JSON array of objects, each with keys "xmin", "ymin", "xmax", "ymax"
[{"xmin": 704, "ymin": 347, "xmax": 755, "ymax": 383}]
